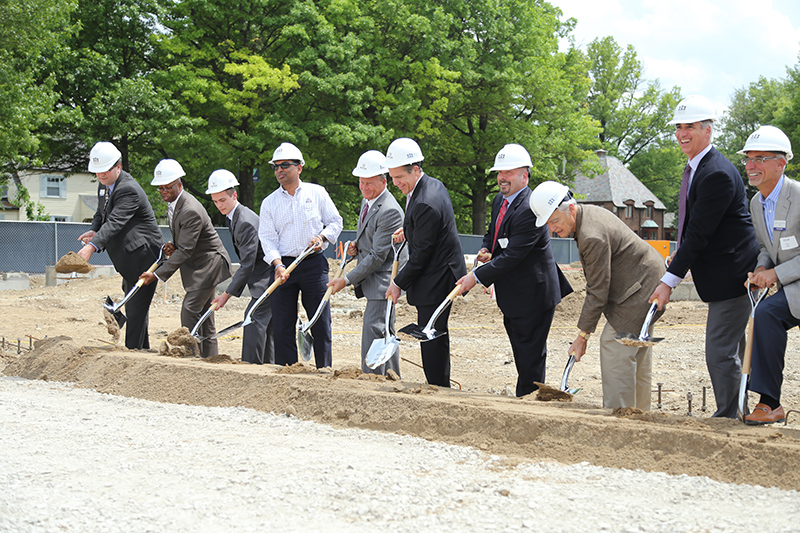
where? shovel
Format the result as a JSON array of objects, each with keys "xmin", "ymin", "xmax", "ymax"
[
  {"xmin": 296, "ymin": 242, "xmax": 355, "ymax": 362},
  {"xmin": 190, "ymin": 301, "xmax": 219, "ymax": 340},
  {"xmin": 739, "ymin": 280, "xmax": 769, "ymax": 420},
  {"xmin": 212, "ymin": 245, "xmax": 316, "ymax": 340},
  {"xmin": 103, "ymin": 248, "xmax": 165, "ymax": 328},
  {"xmin": 365, "ymin": 241, "xmax": 407, "ymax": 369},
  {"xmin": 614, "ymin": 299, "xmax": 664, "ymax": 348},
  {"xmin": 400, "ymin": 255, "xmax": 477, "ymax": 342},
  {"xmin": 560, "ymin": 353, "xmax": 582, "ymax": 395}
]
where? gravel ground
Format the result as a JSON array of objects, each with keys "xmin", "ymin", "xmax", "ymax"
[{"xmin": 1, "ymin": 376, "xmax": 799, "ymax": 533}]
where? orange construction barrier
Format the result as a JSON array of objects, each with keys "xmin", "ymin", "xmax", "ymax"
[{"xmin": 647, "ymin": 240, "xmax": 670, "ymax": 261}]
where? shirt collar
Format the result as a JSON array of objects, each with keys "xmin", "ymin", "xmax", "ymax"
[
  {"xmin": 760, "ymin": 175, "xmax": 785, "ymax": 206},
  {"xmin": 503, "ymin": 188, "xmax": 523, "ymax": 206},
  {"xmin": 688, "ymin": 144, "xmax": 714, "ymax": 172},
  {"xmin": 227, "ymin": 202, "xmax": 239, "ymax": 221}
]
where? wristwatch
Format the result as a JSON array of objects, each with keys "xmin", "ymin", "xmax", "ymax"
[{"xmin": 578, "ymin": 331, "xmax": 591, "ymax": 340}]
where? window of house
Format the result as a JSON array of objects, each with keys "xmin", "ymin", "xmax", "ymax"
[
  {"xmin": 49, "ymin": 215, "xmax": 72, "ymax": 222},
  {"xmin": 646, "ymin": 205, "xmax": 653, "ymax": 218},
  {"xmin": 40, "ymin": 175, "xmax": 67, "ymax": 199},
  {"xmin": 0, "ymin": 183, "xmax": 8, "ymax": 200},
  {"xmin": 625, "ymin": 205, "xmax": 633, "ymax": 218}
]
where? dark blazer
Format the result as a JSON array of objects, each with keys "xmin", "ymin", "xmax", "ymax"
[
  {"xmin": 226, "ymin": 204, "xmax": 272, "ymax": 299},
  {"xmin": 475, "ymin": 187, "xmax": 571, "ymax": 317},
  {"xmin": 393, "ymin": 174, "xmax": 467, "ymax": 305},
  {"xmin": 668, "ymin": 147, "xmax": 759, "ymax": 302},
  {"xmin": 90, "ymin": 170, "xmax": 162, "ymax": 281},
  {"xmin": 155, "ymin": 191, "xmax": 232, "ymax": 291}
]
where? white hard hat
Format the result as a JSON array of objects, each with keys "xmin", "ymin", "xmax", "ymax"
[
  {"xmin": 352, "ymin": 150, "xmax": 388, "ymax": 178},
  {"xmin": 151, "ymin": 159, "xmax": 186, "ymax": 186},
  {"xmin": 737, "ymin": 125, "xmax": 793, "ymax": 161},
  {"xmin": 489, "ymin": 143, "xmax": 533, "ymax": 171},
  {"xmin": 88, "ymin": 142, "xmax": 122, "ymax": 173},
  {"xmin": 667, "ymin": 95, "xmax": 717, "ymax": 125},
  {"xmin": 269, "ymin": 142, "xmax": 305, "ymax": 165},
  {"xmin": 205, "ymin": 169, "xmax": 240, "ymax": 194},
  {"xmin": 530, "ymin": 181, "xmax": 571, "ymax": 227},
  {"xmin": 384, "ymin": 138, "xmax": 424, "ymax": 168}
]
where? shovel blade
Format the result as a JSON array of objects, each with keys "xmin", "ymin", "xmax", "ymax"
[
  {"xmin": 212, "ymin": 320, "xmax": 244, "ymax": 340},
  {"xmin": 297, "ymin": 318, "xmax": 313, "ymax": 362},
  {"xmin": 104, "ymin": 295, "xmax": 126, "ymax": 328},
  {"xmin": 614, "ymin": 331, "xmax": 663, "ymax": 348},
  {"xmin": 398, "ymin": 323, "xmax": 445, "ymax": 342},
  {"xmin": 365, "ymin": 337, "xmax": 400, "ymax": 369}
]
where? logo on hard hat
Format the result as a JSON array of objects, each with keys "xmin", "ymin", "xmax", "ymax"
[
  {"xmin": 751, "ymin": 133, "xmax": 760, "ymax": 140},
  {"xmin": 677, "ymin": 105, "xmax": 686, "ymax": 112},
  {"xmin": 498, "ymin": 154, "xmax": 506, "ymax": 160},
  {"xmin": 92, "ymin": 157, "xmax": 99, "ymax": 163},
  {"xmin": 406, "ymin": 152, "xmax": 414, "ymax": 158}
]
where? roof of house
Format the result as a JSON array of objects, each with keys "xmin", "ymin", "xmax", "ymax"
[{"xmin": 572, "ymin": 150, "xmax": 666, "ymax": 210}]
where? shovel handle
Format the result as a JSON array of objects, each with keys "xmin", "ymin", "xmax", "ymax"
[
  {"xmin": 446, "ymin": 283, "xmax": 462, "ymax": 301},
  {"xmin": 133, "ymin": 260, "xmax": 160, "ymax": 289}
]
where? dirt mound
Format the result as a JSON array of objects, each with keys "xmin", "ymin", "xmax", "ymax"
[
  {"xmin": 534, "ymin": 382, "xmax": 573, "ymax": 402},
  {"xmin": 276, "ymin": 362, "xmax": 318, "ymax": 374},
  {"xmin": 54, "ymin": 251, "xmax": 95, "ymax": 274},
  {"xmin": 163, "ymin": 327, "xmax": 199, "ymax": 358}
]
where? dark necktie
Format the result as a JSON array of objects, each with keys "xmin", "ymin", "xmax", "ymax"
[
  {"xmin": 677, "ymin": 164, "xmax": 691, "ymax": 244},
  {"xmin": 360, "ymin": 203, "xmax": 369, "ymax": 228},
  {"xmin": 492, "ymin": 198, "xmax": 509, "ymax": 251},
  {"xmin": 226, "ymin": 216, "xmax": 233, "ymax": 233}
]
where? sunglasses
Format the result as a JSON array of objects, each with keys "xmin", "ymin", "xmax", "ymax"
[{"xmin": 272, "ymin": 162, "xmax": 299, "ymax": 171}]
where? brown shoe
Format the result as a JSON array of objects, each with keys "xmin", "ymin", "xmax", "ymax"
[{"xmin": 744, "ymin": 403, "xmax": 785, "ymax": 425}]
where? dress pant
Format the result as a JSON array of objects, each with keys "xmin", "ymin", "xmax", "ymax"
[
  {"xmin": 121, "ymin": 276, "xmax": 157, "ymax": 350},
  {"xmin": 416, "ymin": 303, "xmax": 452, "ymax": 387},
  {"xmin": 241, "ymin": 295, "xmax": 275, "ymax": 365},
  {"xmin": 598, "ymin": 322, "xmax": 652, "ymax": 410},
  {"xmin": 504, "ymin": 305, "xmax": 555, "ymax": 397},
  {"xmin": 750, "ymin": 289, "xmax": 800, "ymax": 403},
  {"xmin": 181, "ymin": 285, "xmax": 218, "ymax": 357},
  {"xmin": 705, "ymin": 294, "xmax": 750, "ymax": 418},
  {"xmin": 271, "ymin": 253, "xmax": 331, "ymax": 368}
]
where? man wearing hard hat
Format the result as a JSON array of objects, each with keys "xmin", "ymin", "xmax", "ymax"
[
  {"xmin": 384, "ymin": 138, "xmax": 466, "ymax": 387},
  {"xmin": 258, "ymin": 142, "xmax": 343, "ymax": 368},
  {"xmin": 649, "ymin": 95, "xmax": 759, "ymax": 418},
  {"xmin": 78, "ymin": 142, "xmax": 162, "ymax": 350},
  {"xmin": 206, "ymin": 169, "xmax": 275, "ymax": 365},
  {"xmin": 328, "ymin": 151, "xmax": 407, "ymax": 376},
  {"xmin": 531, "ymin": 181, "xmax": 666, "ymax": 409},
  {"xmin": 139, "ymin": 159, "xmax": 232, "ymax": 357},
  {"xmin": 741, "ymin": 126, "xmax": 797, "ymax": 425},
  {"xmin": 456, "ymin": 144, "xmax": 572, "ymax": 397}
]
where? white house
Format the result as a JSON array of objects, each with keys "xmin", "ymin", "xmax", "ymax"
[{"xmin": 1, "ymin": 170, "xmax": 99, "ymax": 222}]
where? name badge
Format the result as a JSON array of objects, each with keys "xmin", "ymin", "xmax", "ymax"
[
  {"xmin": 497, "ymin": 238, "xmax": 509, "ymax": 249},
  {"xmin": 780, "ymin": 235, "xmax": 798, "ymax": 250},
  {"xmin": 774, "ymin": 219, "xmax": 786, "ymax": 231},
  {"xmin": 99, "ymin": 189, "xmax": 106, "ymax": 197}
]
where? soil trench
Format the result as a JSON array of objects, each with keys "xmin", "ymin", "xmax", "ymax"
[{"xmin": 5, "ymin": 335, "xmax": 800, "ymax": 491}]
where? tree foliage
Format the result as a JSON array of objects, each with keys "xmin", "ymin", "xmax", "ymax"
[{"xmin": 584, "ymin": 36, "xmax": 680, "ymax": 165}]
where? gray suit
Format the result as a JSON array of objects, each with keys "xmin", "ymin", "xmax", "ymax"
[
  {"xmin": 155, "ymin": 191, "xmax": 232, "ymax": 357},
  {"xmin": 749, "ymin": 176, "xmax": 800, "ymax": 404},
  {"xmin": 348, "ymin": 188, "xmax": 406, "ymax": 374},
  {"xmin": 226, "ymin": 204, "xmax": 275, "ymax": 365}
]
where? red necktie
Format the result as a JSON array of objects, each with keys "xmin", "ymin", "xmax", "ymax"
[{"xmin": 492, "ymin": 199, "xmax": 509, "ymax": 251}]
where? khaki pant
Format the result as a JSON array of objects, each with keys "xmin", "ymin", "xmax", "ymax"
[{"xmin": 599, "ymin": 322, "xmax": 652, "ymax": 410}]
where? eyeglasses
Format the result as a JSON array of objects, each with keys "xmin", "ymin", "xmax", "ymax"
[
  {"xmin": 272, "ymin": 162, "xmax": 299, "ymax": 171},
  {"xmin": 741, "ymin": 156, "xmax": 782, "ymax": 165},
  {"xmin": 157, "ymin": 182, "xmax": 179, "ymax": 192}
]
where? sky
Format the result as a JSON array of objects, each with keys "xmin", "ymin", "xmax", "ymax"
[{"xmin": 547, "ymin": 0, "xmax": 800, "ymax": 114}]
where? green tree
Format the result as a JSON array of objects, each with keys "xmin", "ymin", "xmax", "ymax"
[
  {"xmin": 717, "ymin": 76, "xmax": 793, "ymax": 182},
  {"xmin": 585, "ymin": 36, "xmax": 680, "ymax": 164}
]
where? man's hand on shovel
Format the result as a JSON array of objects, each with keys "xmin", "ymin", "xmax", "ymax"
[
  {"xmin": 391, "ymin": 228, "xmax": 404, "ymax": 244},
  {"xmin": 212, "ymin": 291, "xmax": 231, "ymax": 310},
  {"xmin": 746, "ymin": 266, "xmax": 777, "ymax": 290},
  {"xmin": 568, "ymin": 335, "xmax": 588, "ymax": 362},
  {"xmin": 456, "ymin": 272, "xmax": 477, "ymax": 295},
  {"xmin": 162, "ymin": 242, "xmax": 176, "ymax": 258},
  {"xmin": 139, "ymin": 271, "xmax": 157, "ymax": 286}
]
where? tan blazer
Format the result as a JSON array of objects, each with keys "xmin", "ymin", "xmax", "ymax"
[
  {"xmin": 155, "ymin": 191, "xmax": 231, "ymax": 292},
  {"xmin": 751, "ymin": 176, "xmax": 800, "ymax": 319},
  {"xmin": 575, "ymin": 205, "xmax": 666, "ymax": 334}
]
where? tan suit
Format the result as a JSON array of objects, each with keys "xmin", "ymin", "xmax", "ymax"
[
  {"xmin": 155, "ymin": 191, "xmax": 232, "ymax": 356},
  {"xmin": 574, "ymin": 205, "xmax": 666, "ymax": 409}
]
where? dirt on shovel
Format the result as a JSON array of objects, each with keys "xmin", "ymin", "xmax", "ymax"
[
  {"xmin": 533, "ymin": 382, "xmax": 573, "ymax": 402},
  {"xmin": 54, "ymin": 252, "xmax": 95, "ymax": 274}
]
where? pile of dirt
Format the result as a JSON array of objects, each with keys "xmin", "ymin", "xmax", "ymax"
[
  {"xmin": 102, "ymin": 308, "xmax": 121, "ymax": 343},
  {"xmin": 54, "ymin": 252, "xmax": 95, "ymax": 274},
  {"xmin": 158, "ymin": 327, "xmax": 199, "ymax": 358}
]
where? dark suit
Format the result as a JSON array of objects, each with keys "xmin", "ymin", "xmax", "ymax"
[
  {"xmin": 393, "ymin": 173, "xmax": 466, "ymax": 386},
  {"xmin": 348, "ymin": 188, "xmax": 406, "ymax": 375},
  {"xmin": 474, "ymin": 187, "xmax": 572, "ymax": 396},
  {"xmin": 667, "ymin": 146, "xmax": 759, "ymax": 417},
  {"xmin": 226, "ymin": 204, "xmax": 275, "ymax": 365},
  {"xmin": 90, "ymin": 170, "xmax": 162, "ymax": 349},
  {"xmin": 155, "ymin": 191, "xmax": 232, "ymax": 357}
]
